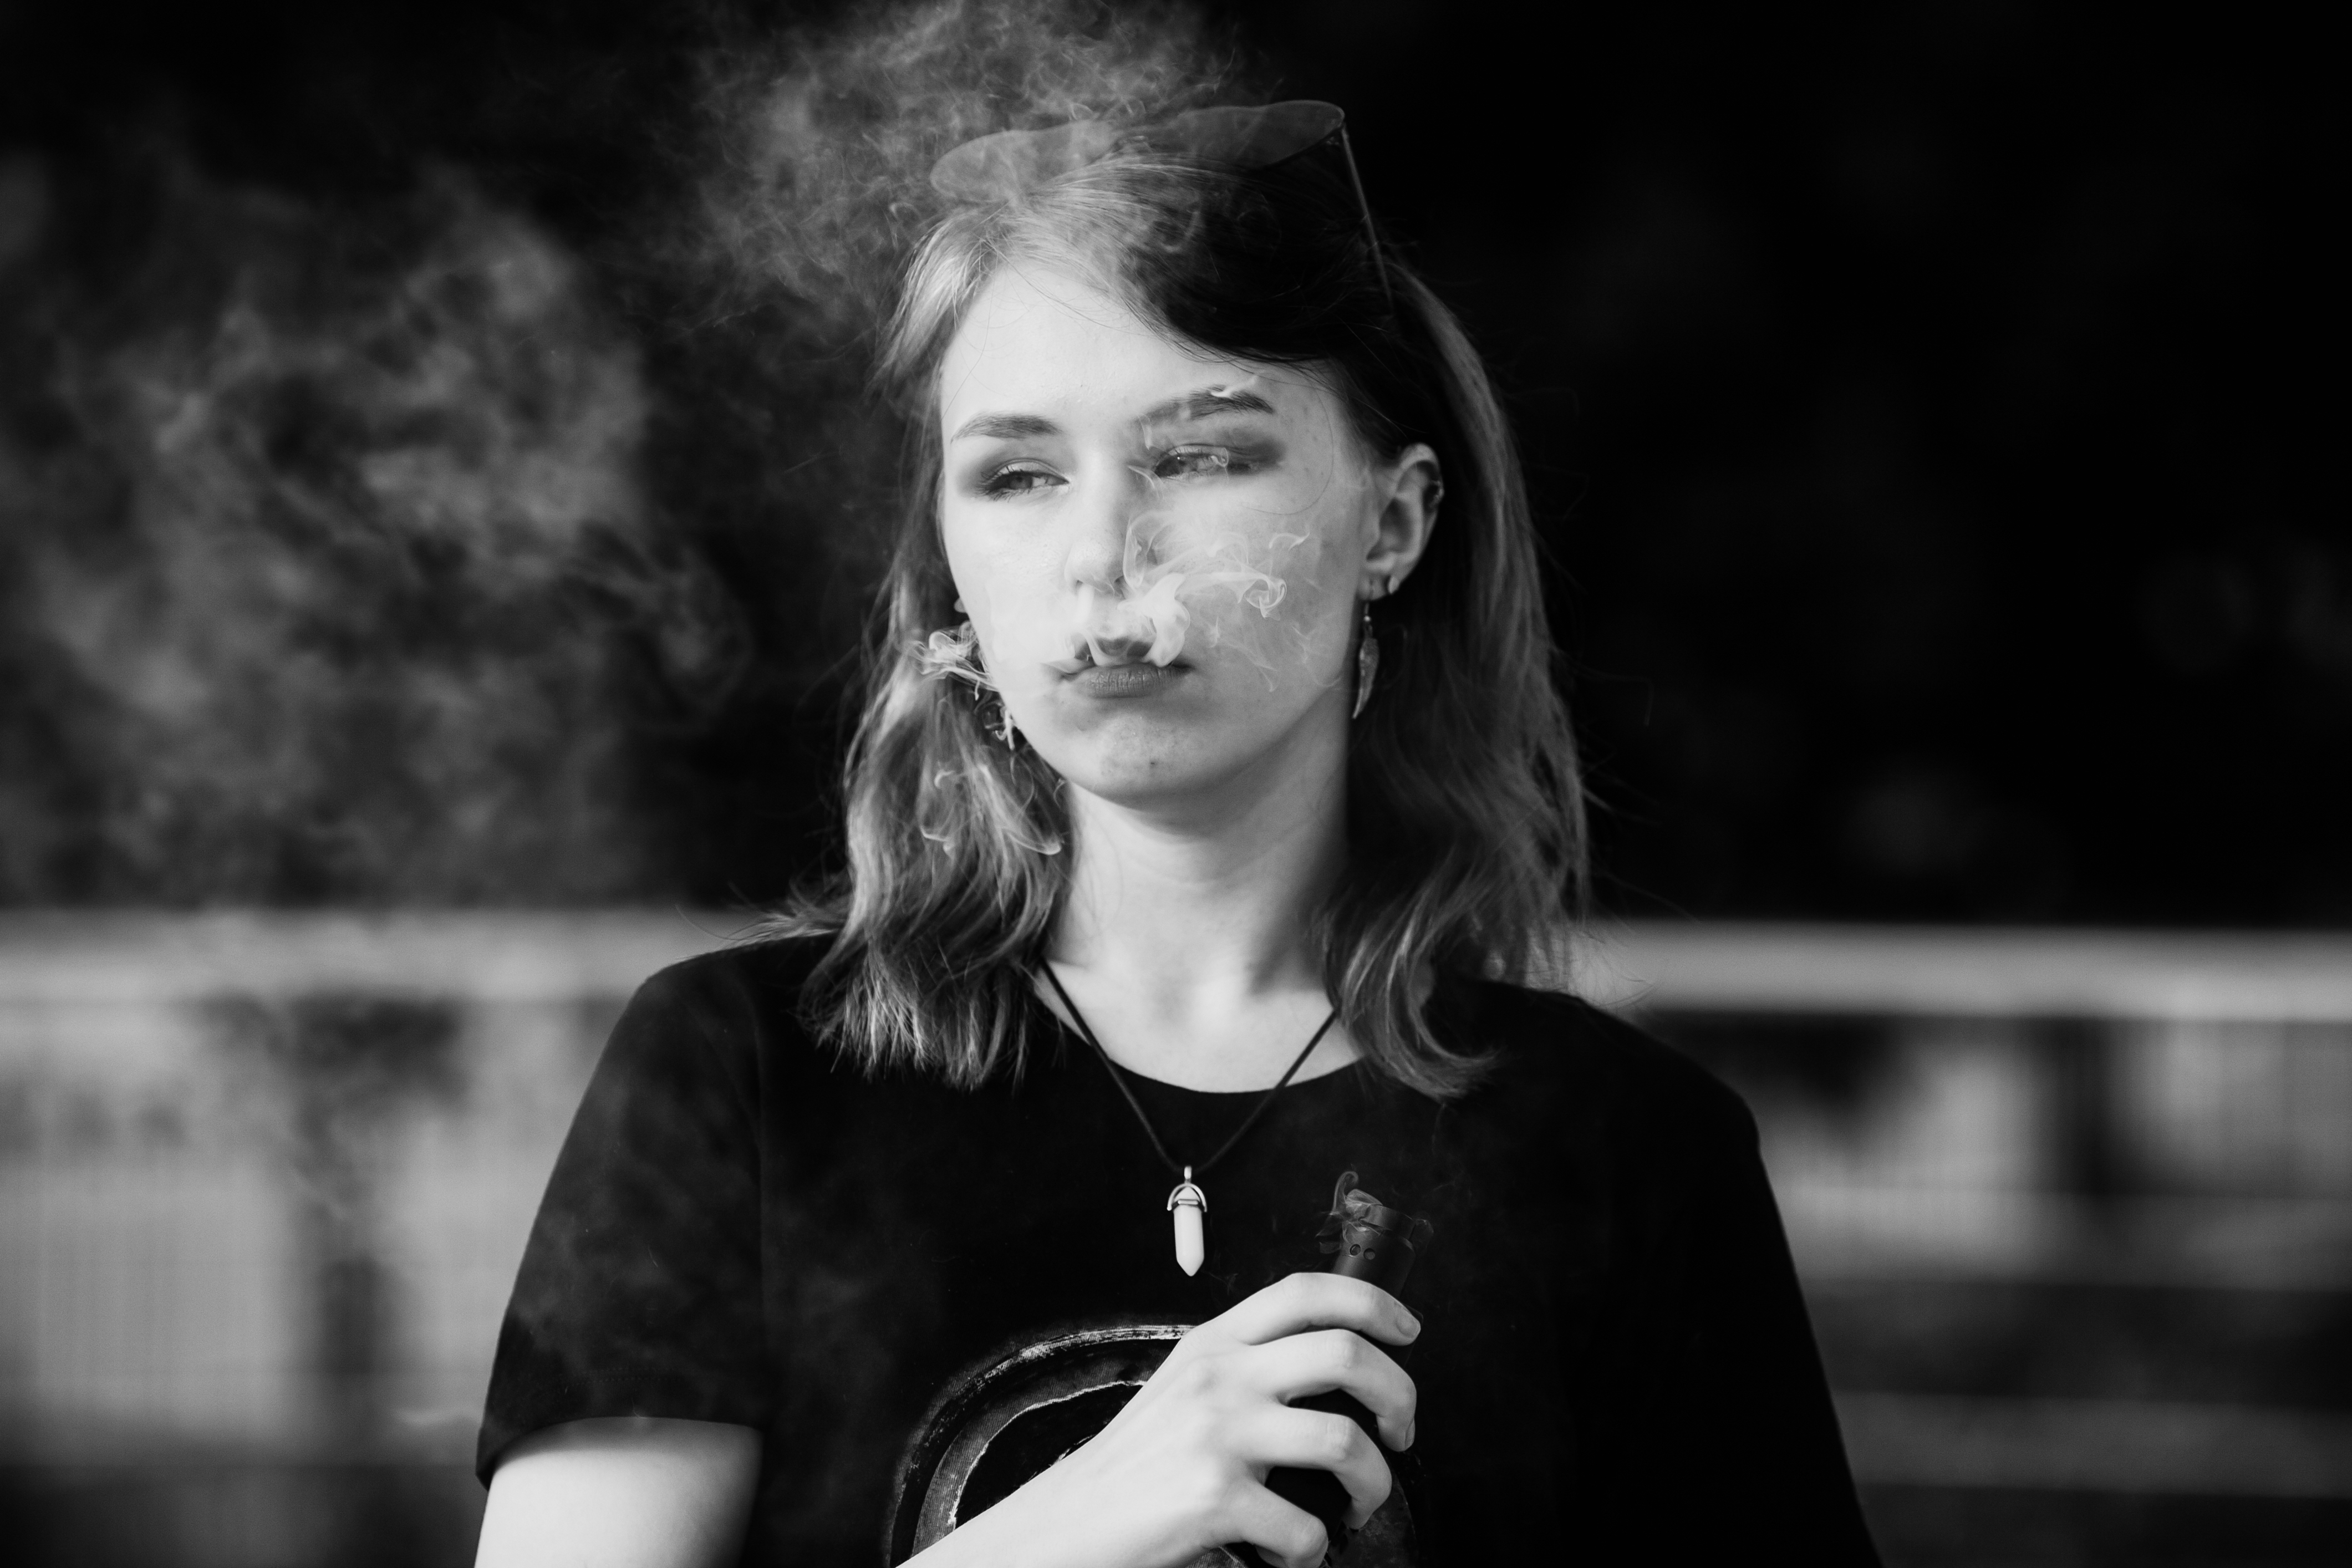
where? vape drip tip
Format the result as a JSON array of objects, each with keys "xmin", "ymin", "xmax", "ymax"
[{"xmin": 1316, "ymin": 1169, "xmax": 1434, "ymax": 1293}]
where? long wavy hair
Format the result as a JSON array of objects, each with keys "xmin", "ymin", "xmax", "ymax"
[{"xmin": 773, "ymin": 122, "xmax": 1584, "ymax": 1098}]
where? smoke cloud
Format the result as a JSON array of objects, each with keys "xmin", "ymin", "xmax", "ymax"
[
  {"xmin": 0, "ymin": 1, "xmax": 1238, "ymax": 907},
  {"xmin": 693, "ymin": 1, "xmax": 1311, "ymax": 691},
  {"xmin": 0, "ymin": 159, "xmax": 729, "ymax": 903},
  {"xmin": 1074, "ymin": 512, "xmax": 1314, "ymax": 677},
  {"xmin": 695, "ymin": 0, "xmax": 1236, "ymax": 336}
]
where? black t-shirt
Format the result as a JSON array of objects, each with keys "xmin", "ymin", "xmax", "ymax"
[{"xmin": 479, "ymin": 938, "xmax": 1879, "ymax": 1565}]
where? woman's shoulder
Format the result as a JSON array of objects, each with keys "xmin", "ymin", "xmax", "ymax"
[
  {"xmin": 631, "ymin": 929, "xmax": 834, "ymax": 1013},
  {"xmin": 1442, "ymin": 975, "xmax": 1758, "ymax": 1159},
  {"xmin": 603, "ymin": 931, "xmax": 844, "ymax": 1088}
]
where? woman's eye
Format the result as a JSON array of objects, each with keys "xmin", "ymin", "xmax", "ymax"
[
  {"xmin": 1153, "ymin": 447, "xmax": 1251, "ymax": 480},
  {"xmin": 980, "ymin": 463, "xmax": 1063, "ymax": 497}
]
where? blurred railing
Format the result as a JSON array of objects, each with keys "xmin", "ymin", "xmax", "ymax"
[
  {"xmin": 1581, "ymin": 924, "xmax": 2352, "ymax": 1564},
  {"xmin": 1579, "ymin": 925, "xmax": 2352, "ymax": 1288},
  {"xmin": 2, "ymin": 914, "xmax": 2348, "ymax": 1565},
  {"xmin": 0, "ymin": 913, "xmax": 726, "ymax": 1567}
]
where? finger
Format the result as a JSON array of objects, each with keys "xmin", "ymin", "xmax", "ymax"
[
  {"xmin": 1223, "ymin": 1483, "xmax": 1328, "ymax": 1568},
  {"xmin": 1248, "ymin": 1328, "xmax": 1417, "ymax": 1448},
  {"xmin": 1238, "ymin": 1406, "xmax": 1393, "ymax": 1529},
  {"xmin": 1215, "ymin": 1271, "xmax": 1421, "ymax": 1350}
]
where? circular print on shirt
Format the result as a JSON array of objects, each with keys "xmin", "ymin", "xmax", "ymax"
[{"xmin": 883, "ymin": 1318, "xmax": 1420, "ymax": 1567}]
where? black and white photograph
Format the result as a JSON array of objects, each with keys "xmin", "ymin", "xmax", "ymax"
[{"xmin": 0, "ymin": 2, "xmax": 2343, "ymax": 1565}]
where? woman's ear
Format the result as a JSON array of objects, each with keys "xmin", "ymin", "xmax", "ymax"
[{"xmin": 1362, "ymin": 442, "xmax": 1442, "ymax": 594}]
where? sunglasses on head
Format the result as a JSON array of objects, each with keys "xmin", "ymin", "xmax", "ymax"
[{"xmin": 929, "ymin": 100, "xmax": 1393, "ymax": 307}]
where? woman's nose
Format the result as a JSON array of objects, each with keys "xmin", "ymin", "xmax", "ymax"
[{"xmin": 1061, "ymin": 466, "xmax": 1143, "ymax": 593}]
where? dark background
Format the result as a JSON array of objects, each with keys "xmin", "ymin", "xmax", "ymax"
[{"xmin": 2, "ymin": 0, "xmax": 2341, "ymax": 924}]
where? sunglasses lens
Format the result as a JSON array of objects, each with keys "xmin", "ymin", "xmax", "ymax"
[
  {"xmin": 1142, "ymin": 101, "xmax": 1347, "ymax": 171},
  {"xmin": 929, "ymin": 100, "xmax": 1347, "ymax": 201},
  {"xmin": 930, "ymin": 119, "xmax": 1123, "ymax": 203}
]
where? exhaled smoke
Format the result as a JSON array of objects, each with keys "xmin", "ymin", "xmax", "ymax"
[
  {"xmin": 691, "ymin": 2, "xmax": 1318, "ymax": 686},
  {"xmin": 0, "ymin": 159, "xmax": 730, "ymax": 904},
  {"xmin": 1076, "ymin": 512, "xmax": 1312, "ymax": 677},
  {"xmin": 696, "ymin": 0, "xmax": 1236, "ymax": 337}
]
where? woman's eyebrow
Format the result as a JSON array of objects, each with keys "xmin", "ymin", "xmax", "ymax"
[
  {"xmin": 949, "ymin": 411, "xmax": 1062, "ymax": 442},
  {"xmin": 948, "ymin": 387, "xmax": 1276, "ymax": 444},
  {"xmin": 1136, "ymin": 386, "xmax": 1279, "ymax": 425}
]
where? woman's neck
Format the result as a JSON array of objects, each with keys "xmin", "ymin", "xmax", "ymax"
[{"xmin": 1046, "ymin": 720, "xmax": 1354, "ymax": 1090}]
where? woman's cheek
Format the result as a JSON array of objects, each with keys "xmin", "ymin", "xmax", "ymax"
[
  {"xmin": 940, "ymin": 519, "xmax": 1014, "ymax": 648},
  {"xmin": 940, "ymin": 533, "xmax": 1059, "ymax": 709},
  {"xmin": 1172, "ymin": 510, "xmax": 1355, "ymax": 693},
  {"xmin": 974, "ymin": 581, "xmax": 1066, "ymax": 675}
]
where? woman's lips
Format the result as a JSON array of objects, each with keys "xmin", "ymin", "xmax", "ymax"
[{"xmin": 1065, "ymin": 661, "xmax": 1187, "ymax": 698}]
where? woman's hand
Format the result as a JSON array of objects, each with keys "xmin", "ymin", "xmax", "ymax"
[{"xmin": 922, "ymin": 1271, "xmax": 1420, "ymax": 1568}]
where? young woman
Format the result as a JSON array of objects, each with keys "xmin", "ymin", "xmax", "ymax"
[{"xmin": 473, "ymin": 103, "xmax": 1877, "ymax": 1568}]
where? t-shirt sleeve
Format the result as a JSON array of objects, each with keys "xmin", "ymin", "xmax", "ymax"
[
  {"xmin": 476, "ymin": 960, "xmax": 771, "ymax": 1481},
  {"xmin": 1587, "ymin": 1060, "xmax": 1882, "ymax": 1564}
]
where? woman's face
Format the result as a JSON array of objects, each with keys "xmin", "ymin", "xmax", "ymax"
[{"xmin": 935, "ymin": 263, "xmax": 1430, "ymax": 810}]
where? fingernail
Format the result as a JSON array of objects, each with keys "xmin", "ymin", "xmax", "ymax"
[
  {"xmin": 1402, "ymin": 1310, "xmax": 1422, "ymax": 1338},
  {"xmin": 1404, "ymin": 1419, "xmax": 1417, "ymax": 1448}
]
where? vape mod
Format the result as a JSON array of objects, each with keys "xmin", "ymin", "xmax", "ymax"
[{"xmin": 1262, "ymin": 1172, "xmax": 1433, "ymax": 1560}]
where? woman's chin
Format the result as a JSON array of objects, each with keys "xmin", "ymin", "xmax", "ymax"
[
  {"xmin": 1014, "ymin": 662, "xmax": 1345, "ymax": 810},
  {"xmin": 1029, "ymin": 725, "xmax": 1240, "ymax": 809},
  {"xmin": 1037, "ymin": 714, "xmax": 1345, "ymax": 819},
  {"xmin": 1038, "ymin": 737, "xmax": 1189, "ymax": 795}
]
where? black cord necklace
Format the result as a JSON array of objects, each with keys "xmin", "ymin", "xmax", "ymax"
[{"xmin": 1042, "ymin": 964, "xmax": 1339, "ymax": 1277}]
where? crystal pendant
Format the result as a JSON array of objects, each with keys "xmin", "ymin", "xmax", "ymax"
[{"xmin": 1167, "ymin": 1168, "xmax": 1207, "ymax": 1276}]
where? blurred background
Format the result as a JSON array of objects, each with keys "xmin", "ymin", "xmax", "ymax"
[{"xmin": 0, "ymin": 1, "xmax": 2343, "ymax": 1564}]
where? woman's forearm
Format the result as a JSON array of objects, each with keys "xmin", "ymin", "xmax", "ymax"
[{"xmin": 473, "ymin": 1417, "xmax": 761, "ymax": 1568}]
